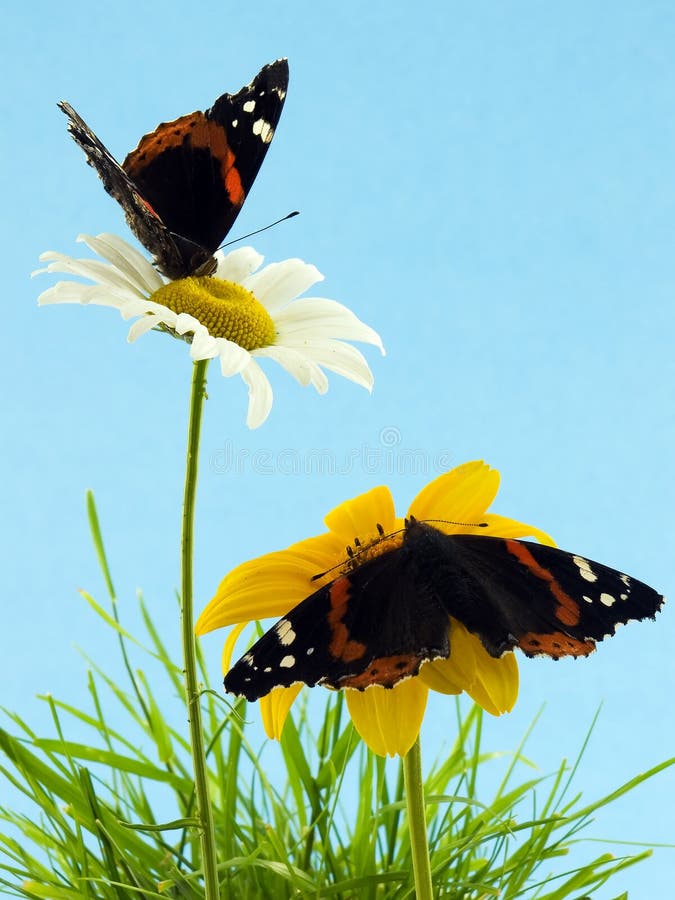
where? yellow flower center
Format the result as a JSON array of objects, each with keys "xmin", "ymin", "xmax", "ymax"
[
  {"xmin": 152, "ymin": 276, "xmax": 276, "ymax": 350},
  {"xmin": 341, "ymin": 531, "xmax": 405, "ymax": 574}
]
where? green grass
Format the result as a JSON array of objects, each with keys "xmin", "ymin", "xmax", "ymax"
[{"xmin": 0, "ymin": 496, "xmax": 671, "ymax": 898}]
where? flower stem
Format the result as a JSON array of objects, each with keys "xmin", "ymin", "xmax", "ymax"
[
  {"xmin": 181, "ymin": 358, "xmax": 219, "ymax": 898},
  {"xmin": 402, "ymin": 736, "xmax": 433, "ymax": 900}
]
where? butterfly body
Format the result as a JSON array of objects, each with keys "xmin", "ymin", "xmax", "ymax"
[
  {"xmin": 59, "ymin": 59, "xmax": 289, "ymax": 278},
  {"xmin": 224, "ymin": 520, "xmax": 664, "ymax": 701}
]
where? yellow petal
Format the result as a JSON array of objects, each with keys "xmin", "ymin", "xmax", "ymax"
[
  {"xmin": 408, "ymin": 461, "xmax": 499, "ymax": 528},
  {"xmin": 324, "ymin": 485, "xmax": 397, "ymax": 544},
  {"xmin": 416, "ymin": 660, "xmax": 464, "ymax": 695},
  {"xmin": 419, "ymin": 620, "xmax": 518, "ymax": 715},
  {"xmin": 480, "ymin": 513, "xmax": 556, "ymax": 546},
  {"xmin": 346, "ymin": 679, "xmax": 428, "ymax": 757},
  {"xmin": 466, "ymin": 648, "xmax": 519, "ymax": 716},
  {"xmin": 260, "ymin": 684, "xmax": 303, "ymax": 740},
  {"xmin": 221, "ymin": 621, "xmax": 249, "ymax": 673},
  {"xmin": 196, "ymin": 530, "xmax": 346, "ymax": 634},
  {"xmin": 419, "ymin": 620, "xmax": 477, "ymax": 693}
]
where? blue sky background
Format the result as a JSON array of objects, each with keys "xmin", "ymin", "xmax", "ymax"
[{"xmin": 3, "ymin": 0, "xmax": 674, "ymax": 894}]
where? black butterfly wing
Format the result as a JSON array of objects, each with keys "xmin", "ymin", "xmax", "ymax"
[
  {"xmin": 58, "ymin": 101, "xmax": 186, "ymax": 278},
  {"xmin": 122, "ymin": 59, "xmax": 289, "ymax": 262},
  {"xmin": 224, "ymin": 525, "xmax": 664, "ymax": 702},
  {"xmin": 439, "ymin": 534, "xmax": 665, "ymax": 659},
  {"xmin": 224, "ymin": 546, "xmax": 452, "ymax": 701}
]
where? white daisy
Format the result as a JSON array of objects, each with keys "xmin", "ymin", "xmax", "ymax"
[{"xmin": 35, "ymin": 233, "xmax": 384, "ymax": 428}]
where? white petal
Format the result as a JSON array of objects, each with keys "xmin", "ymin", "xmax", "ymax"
[
  {"xmin": 254, "ymin": 345, "xmax": 311, "ymax": 385},
  {"xmin": 172, "ymin": 312, "xmax": 219, "ymax": 358},
  {"xmin": 214, "ymin": 339, "xmax": 251, "ymax": 376},
  {"xmin": 173, "ymin": 312, "xmax": 203, "ymax": 336},
  {"xmin": 255, "ymin": 345, "xmax": 328, "ymax": 392},
  {"xmin": 38, "ymin": 252, "xmax": 145, "ymax": 300},
  {"xmin": 80, "ymin": 288, "xmax": 133, "ymax": 309},
  {"xmin": 241, "ymin": 358, "xmax": 273, "ymax": 428},
  {"xmin": 116, "ymin": 298, "xmax": 173, "ymax": 323},
  {"xmin": 37, "ymin": 281, "xmax": 105, "ymax": 306},
  {"xmin": 31, "ymin": 264, "xmax": 56, "ymax": 278},
  {"xmin": 189, "ymin": 328, "xmax": 220, "ymax": 360},
  {"xmin": 127, "ymin": 315, "xmax": 161, "ymax": 342},
  {"xmin": 214, "ymin": 246, "xmax": 264, "ymax": 282},
  {"xmin": 78, "ymin": 233, "xmax": 164, "ymax": 294},
  {"xmin": 244, "ymin": 259, "xmax": 324, "ymax": 312},
  {"xmin": 284, "ymin": 339, "xmax": 375, "ymax": 390},
  {"xmin": 274, "ymin": 297, "xmax": 384, "ymax": 351}
]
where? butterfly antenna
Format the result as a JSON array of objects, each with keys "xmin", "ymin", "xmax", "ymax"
[
  {"xmin": 220, "ymin": 211, "xmax": 300, "ymax": 249},
  {"xmin": 421, "ymin": 518, "xmax": 489, "ymax": 528}
]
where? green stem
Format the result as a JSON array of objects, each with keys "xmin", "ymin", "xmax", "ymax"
[
  {"xmin": 181, "ymin": 358, "xmax": 219, "ymax": 898},
  {"xmin": 403, "ymin": 736, "xmax": 433, "ymax": 900}
]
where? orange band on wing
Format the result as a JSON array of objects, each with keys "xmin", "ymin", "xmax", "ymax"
[
  {"xmin": 505, "ymin": 540, "xmax": 581, "ymax": 627},
  {"xmin": 125, "ymin": 114, "xmax": 245, "ymax": 206},
  {"xmin": 520, "ymin": 632, "xmax": 596, "ymax": 659},
  {"xmin": 338, "ymin": 654, "xmax": 420, "ymax": 689},
  {"xmin": 327, "ymin": 578, "xmax": 367, "ymax": 662}
]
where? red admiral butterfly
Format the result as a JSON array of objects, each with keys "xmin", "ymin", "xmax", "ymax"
[
  {"xmin": 224, "ymin": 518, "xmax": 664, "ymax": 700},
  {"xmin": 58, "ymin": 59, "xmax": 288, "ymax": 280}
]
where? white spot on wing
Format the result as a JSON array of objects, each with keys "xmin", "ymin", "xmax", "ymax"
[
  {"xmin": 573, "ymin": 555, "xmax": 598, "ymax": 583},
  {"xmin": 243, "ymin": 100, "xmax": 256, "ymax": 113},
  {"xmin": 620, "ymin": 573, "xmax": 631, "ymax": 587},
  {"xmin": 582, "ymin": 595, "xmax": 593, "ymax": 603},
  {"xmin": 306, "ymin": 647, "xmax": 315, "ymax": 655},
  {"xmin": 253, "ymin": 118, "xmax": 274, "ymax": 143},
  {"xmin": 231, "ymin": 119, "xmax": 238, "ymax": 128},
  {"xmin": 275, "ymin": 619, "xmax": 296, "ymax": 646},
  {"xmin": 242, "ymin": 653, "xmax": 254, "ymax": 666},
  {"xmin": 280, "ymin": 655, "xmax": 295, "ymax": 668},
  {"xmin": 600, "ymin": 592, "xmax": 616, "ymax": 607}
]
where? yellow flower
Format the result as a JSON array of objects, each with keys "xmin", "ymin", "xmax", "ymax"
[{"xmin": 196, "ymin": 461, "xmax": 554, "ymax": 757}]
